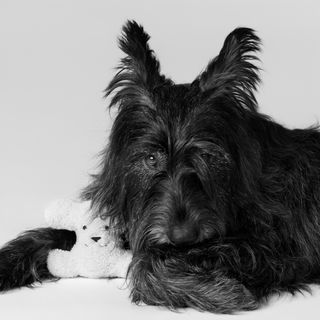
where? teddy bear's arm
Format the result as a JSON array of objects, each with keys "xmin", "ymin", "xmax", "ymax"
[
  {"xmin": 109, "ymin": 251, "xmax": 133, "ymax": 278},
  {"xmin": 47, "ymin": 249, "xmax": 79, "ymax": 278}
]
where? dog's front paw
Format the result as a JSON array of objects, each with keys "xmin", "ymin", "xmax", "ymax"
[{"xmin": 128, "ymin": 253, "xmax": 259, "ymax": 314}]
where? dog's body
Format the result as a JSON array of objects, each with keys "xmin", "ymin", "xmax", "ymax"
[{"xmin": 1, "ymin": 21, "xmax": 320, "ymax": 313}]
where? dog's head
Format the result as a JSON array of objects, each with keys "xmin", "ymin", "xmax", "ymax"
[{"xmin": 84, "ymin": 21, "xmax": 262, "ymax": 252}]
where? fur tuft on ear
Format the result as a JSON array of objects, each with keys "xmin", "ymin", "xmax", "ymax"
[
  {"xmin": 197, "ymin": 28, "xmax": 261, "ymax": 111},
  {"xmin": 106, "ymin": 20, "xmax": 172, "ymax": 109}
]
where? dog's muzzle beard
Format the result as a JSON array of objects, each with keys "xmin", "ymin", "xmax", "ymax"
[{"xmin": 128, "ymin": 171, "xmax": 228, "ymax": 252}]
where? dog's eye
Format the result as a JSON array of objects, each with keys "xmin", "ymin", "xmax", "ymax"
[
  {"xmin": 82, "ymin": 225, "xmax": 87, "ymax": 230},
  {"xmin": 105, "ymin": 226, "xmax": 109, "ymax": 230},
  {"xmin": 201, "ymin": 153, "xmax": 212, "ymax": 162},
  {"xmin": 144, "ymin": 154, "xmax": 158, "ymax": 168}
]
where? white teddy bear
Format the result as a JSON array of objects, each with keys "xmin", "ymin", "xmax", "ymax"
[{"xmin": 45, "ymin": 199, "xmax": 132, "ymax": 279}]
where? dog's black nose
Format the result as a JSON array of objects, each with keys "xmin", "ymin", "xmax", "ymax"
[
  {"xmin": 169, "ymin": 224, "xmax": 198, "ymax": 245},
  {"xmin": 91, "ymin": 236, "xmax": 101, "ymax": 242}
]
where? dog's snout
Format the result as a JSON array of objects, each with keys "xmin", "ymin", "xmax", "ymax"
[
  {"xmin": 91, "ymin": 236, "xmax": 101, "ymax": 242},
  {"xmin": 169, "ymin": 224, "xmax": 198, "ymax": 245}
]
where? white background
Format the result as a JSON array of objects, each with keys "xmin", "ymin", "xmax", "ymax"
[{"xmin": 1, "ymin": 0, "xmax": 320, "ymax": 319}]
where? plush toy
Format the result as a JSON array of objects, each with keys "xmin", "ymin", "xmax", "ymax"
[{"xmin": 44, "ymin": 199, "xmax": 132, "ymax": 279}]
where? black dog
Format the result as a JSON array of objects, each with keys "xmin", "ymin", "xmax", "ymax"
[{"xmin": 1, "ymin": 20, "xmax": 320, "ymax": 314}]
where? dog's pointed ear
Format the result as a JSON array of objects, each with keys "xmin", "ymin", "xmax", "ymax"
[
  {"xmin": 106, "ymin": 20, "xmax": 171, "ymax": 108},
  {"xmin": 196, "ymin": 28, "xmax": 261, "ymax": 111}
]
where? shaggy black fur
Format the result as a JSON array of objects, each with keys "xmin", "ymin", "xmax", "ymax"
[{"xmin": 1, "ymin": 21, "xmax": 320, "ymax": 314}]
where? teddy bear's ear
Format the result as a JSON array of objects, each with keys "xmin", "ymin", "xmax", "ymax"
[{"xmin": 45, "ymin": 199, "xmax": 93, "ymax": 230}]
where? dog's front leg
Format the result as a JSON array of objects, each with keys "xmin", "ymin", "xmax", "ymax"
[{"xmin": 128, "ymin": 251, "xmax": 258, "ymax": 314}]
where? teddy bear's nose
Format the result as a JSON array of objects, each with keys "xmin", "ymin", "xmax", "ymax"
[{"xmin": 91, "ymin": 236, "xmax": 101, "ymax": 242}]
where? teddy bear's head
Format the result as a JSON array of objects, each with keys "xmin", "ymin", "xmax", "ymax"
[
  {"xmin": 77, "ymin": 216, "xmax": 112, "ymax": 247},
  {"xmin": 45, "ymin": 199, "xmax": 115, "ymax": 248}
]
